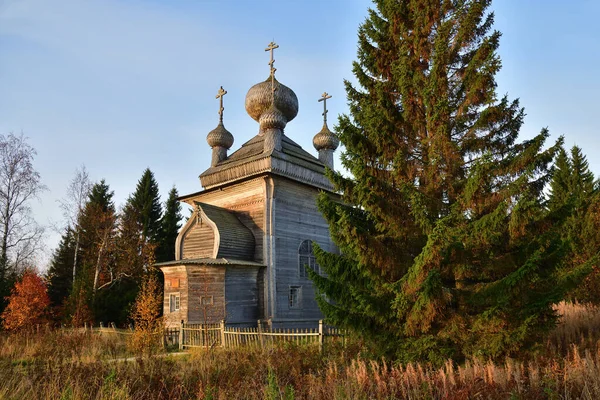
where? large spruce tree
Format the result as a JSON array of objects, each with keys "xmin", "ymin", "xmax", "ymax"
[
  {"xmin": 127, "ymin": 168, "xmax": 162, "ymax": 244},
  {"xmin": 156, "ymin": 187, "xmax": 182, "ymax": 263},
  {"xmin": 310, "ymin": 0, "xmax": 589, "ymax": 363}
]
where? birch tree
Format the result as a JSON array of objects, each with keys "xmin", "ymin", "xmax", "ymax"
[
  {"xmin": 0, "ymin": 133, "xmax": 45, "ymax": 310},
  {"xmin": 58, "ymin": 165, "xmax": 92, "ymax": 283}
]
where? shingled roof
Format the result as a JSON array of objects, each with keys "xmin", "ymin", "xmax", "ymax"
[
  {"xmin": 197, "ymin": 202, "xmax": 255, "ymax": 260},
  {"xmin": 199, "ymin": 133, "xmax": 334, "ymax": 191}
]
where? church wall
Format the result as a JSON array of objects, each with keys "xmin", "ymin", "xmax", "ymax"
[
  {"xmin": 224, "ymin": 266, "xmax": 262, "ymax": 324},
  {"xmin": 161, "ymin": 266, "xmax": 188, "ymax": 328},
  {"xmin": 181, "ymin": 222, "xmax": 215, "ymax": 259},
  {"xmin": 190, "ymin": 178, "xmax": 265, "ymax": 263},
  {"xmin": 187, "ymin": 265, "xmax": 226, "ymax": 324},
  {"xmin": 272, "ymin": 176, "xmax": 337, "ymax": 322}
]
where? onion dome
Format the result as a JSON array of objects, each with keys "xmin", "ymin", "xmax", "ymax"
[
  {"xmin": 259, "ymin": 104, "xmax": 287, "ymax": 132},
  {"xmin": 206, "ymin": 122, "xmax": 234, "ymax": 149},
  {"xmin": 245, "ymin": 76, "xmax": 299, "ymax": 123},
  {"xmin": 313, "ymin": 123, "xmax": 339, "ymax": 151}
]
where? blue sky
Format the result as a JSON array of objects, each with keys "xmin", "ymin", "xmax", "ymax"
[{"xmin": 1, "ymin": 0, "xmax": 599, "ymax": 267}]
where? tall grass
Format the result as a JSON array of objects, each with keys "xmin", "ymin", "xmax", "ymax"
[{"xmin": 1, "ymin": 301, "xmax": 599, "ymax": 399}]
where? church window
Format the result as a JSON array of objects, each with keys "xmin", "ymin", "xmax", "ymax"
[
  {"xmin": 169, "ymin": 293, "xmax": 180, "ymax": 313},
  {"xmin": 289, "ymin": 286, "xmax": 302, "ymax": 309},
  {"xmin": 298, "ymin": 240, "xmax": 320, "ymax": 277}
]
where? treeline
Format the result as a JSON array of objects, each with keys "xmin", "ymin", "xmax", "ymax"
[{"xmin": 46, "ymin": 168, "xmax": 182, "ymax": 326}]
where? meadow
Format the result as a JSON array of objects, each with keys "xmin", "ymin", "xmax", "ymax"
[{"xmin": 1, "ymin": 302, "xmax": 600, "ymax": 399}]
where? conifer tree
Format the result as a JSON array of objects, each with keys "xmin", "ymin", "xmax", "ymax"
[
  {"xmin": 156, "ymin": 187, "xmax": 182, "ymax": 263},
  {"xmin": 548, "ymin": 146, "xmax": 598, "ymax": 303},
  {"xmin": 548, "ymin": 147, "xmax": 572, "ymax": 212},
  {"xmin": 310, "ymin": 0, "xmax": 586, "ymax": 363},
  {"xmin": 127, "ymin": 168, "xmax": 162, "ymax": 244},
  {"xmin": 78, "ymin": 180, "xmax": 117, "ymax": 295},
  {"xmin": 570, "ymin": 146, "xmax": 595, "ymax": 207},
  {"xmin": 46, "ymin": 226, "xmax": 76, "ymax": 312}
]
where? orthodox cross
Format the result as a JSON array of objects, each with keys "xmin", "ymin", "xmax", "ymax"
[
  {"xmin": 318, "ymin": 92, "xmax": 332, "ymax": 124},
  {"xmin": 216, "ymin": 86, "xmax": 227, "ymax": 124},
  {"xmin": 265, "ymin": 41, "xmax": 279, "ymax": 99}
]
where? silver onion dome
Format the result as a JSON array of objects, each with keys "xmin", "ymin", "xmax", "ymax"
[
  {"xmin": 206, "ymin": 122, "xmax": 234, "ymax": 149},
  {"xmin": 259, "ymin": 104, "xmax": 287, "ymax": 132},
  {"xmin": 313, "ymin": 123, "xmax": 339, "ymax": 151},
  {"xmin": 245, "ymin": 76, "xmax": 299, "ymax": 123}
]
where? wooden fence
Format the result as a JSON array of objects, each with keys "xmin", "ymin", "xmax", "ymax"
[
  {"xmin": 178, "ymin": 320, "xmax": 345, "ymax": 351},
  {"xmin": 60, "ymin": 320, "xmax": 346, "ymax": 352}
]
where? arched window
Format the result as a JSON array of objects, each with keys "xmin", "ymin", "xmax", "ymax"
[{"xmin": 298, "ymin": 240, "xmax": 320, "ymax": 278}]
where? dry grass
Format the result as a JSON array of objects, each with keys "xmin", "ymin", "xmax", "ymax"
[{"xmin": 1, "ymin": 301, "xmax": 600, "ymax": 399}]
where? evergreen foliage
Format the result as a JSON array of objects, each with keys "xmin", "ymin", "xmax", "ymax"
[
  {"xmin": 310, "ymin": 0, "xmax": 585, "ymax": 363},
  {"xmin": 126, "ymin": 168, "xmax": 162, "ymax": 243},
  {"xmin": 46, "ymin": 227, "xmax": 76, "ymax": 312},
  {"xmin": 548, "ymin": 145, "xmax": 599, "ymax": 303},
  {"xmin": 156, "ymin": 187, "xmax": 182, "ymax": 263}
]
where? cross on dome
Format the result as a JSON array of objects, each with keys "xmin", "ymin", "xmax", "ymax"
[
  {"xmin": 318, "ymin": 92, "xmax": 332, "ymax": 124},
  {"xmin": 265, "ymin": 41, "xmax": 279, "ymax": 100},
  {"xmin": 216, "ymin": 86, "xmax": 227, "ymax": 123}
]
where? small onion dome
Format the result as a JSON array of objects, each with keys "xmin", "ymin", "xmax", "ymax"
[
  {"xmin": 245, "ymin": 76, "xmax": 299, "ymax": 123},
  {"xmin": 206, "ymin": 122, "xmax": 234, "ymax": 149},
  {"xmin": 313, "ymin": 123, "xmax": 339, "ymax": 151},
  {"xmin": 259, "ymin": 104, "xmax": 287, "ymax": 132}
]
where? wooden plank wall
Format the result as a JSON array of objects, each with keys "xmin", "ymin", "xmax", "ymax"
[
  {"xmin": 272, "ymin": 176, "xmax": 338, "ymax": 322},
  {"xmin": 189, "ymin": 178, "xmax": 265, "ymax": 263},
  {"xmin": 162, "ymin": 266, "xmax": 187, "ymax": 327},
  {"xmin": 187, "ymin": 266, "xmax": 226, "ymax": 324},
  {"xmin": 224, "ymin": 266, "xmax": 261, "ymax": 324},
  {"xmin": 181, "ymin": 222, "xmax": 214, "ymax": 259}
]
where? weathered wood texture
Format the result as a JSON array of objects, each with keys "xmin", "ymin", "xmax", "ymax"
[
  {"xmin": 187, "ymin": 265, "xmax": 226, "ymax": 324},
  {"xmin": 224, "ymin": 266, "xmax": 261, "ymax": 323},
  {"xmin": 181, "ymin": 221, "xmax": 214, "ymax": 259},
  {"xmin": 161, "ymin": 266, "xmax": 187, "ymax": 327},
  {"xmin": 183, "ymin": 178, "xmax": 266, "ymax": 263},
  {"xmin": 199, "ymin": 203, "xmax": 255, "ymax": 260},
  {"xmin": 271, "ymin": 176, "xmax": 337, "ymax": 321}
]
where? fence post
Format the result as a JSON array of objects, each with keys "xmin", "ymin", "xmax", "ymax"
[
  {"xmin": 258, "ymin": 320, "xmax": 265, "ymax": 348},
  {"xmin": 179, "ymin": 320, "xmax": 184, "ymax": 351},
  {"xmin": 220, "ymin": 320, "xmax": 226, "ymax": 348},
  {"xmin": 318, "ymin": 320, "xmax": 324, "ymax": 353}
]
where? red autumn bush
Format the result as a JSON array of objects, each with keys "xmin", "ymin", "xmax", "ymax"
[{"xmin": 2, "ymin": 270, "xmax": 50, "ymax": 331}]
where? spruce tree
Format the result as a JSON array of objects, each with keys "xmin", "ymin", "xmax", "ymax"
[
  {"xmin": 156, "ymin": 187, "xmax": 182, "ymax": 263},
  {"xmin": 127, "ymin": 168, "xmax": 162, "ymax": 244},
  {"xmin": 548, "ymin": 146, "xmax": 598, "ymax": 303},
  {"xmin": 310, "ymin": 0, "xmax": 586, "ymax": 363},
  {"xmin": 47, "ymin": 227, "xmax": 76, "ymax": 313},
  {"xmin": 548, "ymin": 147, "xmax": 572, "ymax": 211},
  {"xmin": 570, "ymin": 146, "xmax": 595, "ymax": 207}
]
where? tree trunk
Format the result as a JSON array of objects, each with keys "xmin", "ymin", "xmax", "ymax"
[{"xmin": 72, "ymin": 229, "xmax": 80, "ymax": 284}]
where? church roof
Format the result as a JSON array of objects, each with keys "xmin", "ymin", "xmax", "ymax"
[
  {"xmin": 155, "ymin": 258, "xmax": 264, "ymax": 267},
  {"xmin": 199, "ymin": 133, "xmax": 333, "ymax": 190}
]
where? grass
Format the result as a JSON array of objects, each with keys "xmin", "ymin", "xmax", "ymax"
[{"xmin": 1, "ymin": 301, "xmax": 600, "ymax": 399}]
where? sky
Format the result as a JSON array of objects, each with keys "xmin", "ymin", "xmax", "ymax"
[{"xmin": 1, "ymin": 0, "xmax": 599, "ymax": 268}]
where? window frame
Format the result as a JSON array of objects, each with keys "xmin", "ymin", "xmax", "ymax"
[
  {"xmin": 288, "ymin": 285, "xmax": 302, "ymax": 309},
  {"xmin": 298, "ymin": 239, "xmax": 320, "ymax": 278},
  {"xmin": 169, "ymin": 293, "xmax": 181, "ymax": 313}
]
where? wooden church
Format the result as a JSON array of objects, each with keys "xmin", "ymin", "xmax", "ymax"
[{"xmin": 157, "ymin": 43, "xmax": 339, "ymax": 328}]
